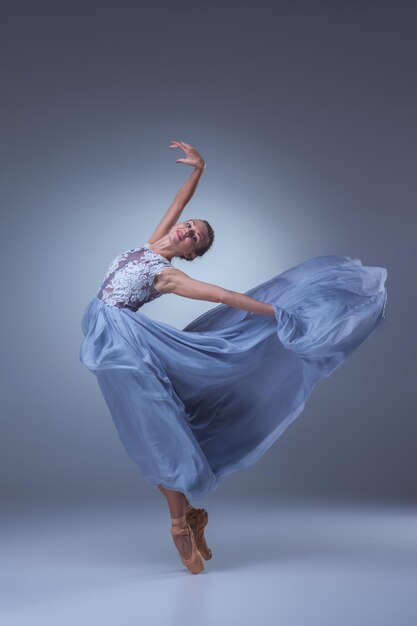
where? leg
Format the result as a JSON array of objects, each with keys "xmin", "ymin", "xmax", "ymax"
[
  {"xmin": 157, "ymin": 485, "xmax": 192, "ymax": 560},
  {"xmin": 157, "ymin": 484, "xmax": 192, "ymax": 512},
  {"xmin": 157, "ymin": 485, "xmax": 213, "ymax": 562}
]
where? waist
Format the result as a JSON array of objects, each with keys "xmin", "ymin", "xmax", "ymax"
[{"xmin": 95, "ymin": 294, "xmax": 138, "ymax": 312}]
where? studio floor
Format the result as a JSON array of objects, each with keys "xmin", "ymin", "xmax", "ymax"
[{"xmin": 2, "ymin": 497, "xmax": 416, "ymax": 626}]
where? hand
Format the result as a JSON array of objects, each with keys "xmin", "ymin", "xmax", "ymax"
[{"xmin": 169, "ymin": 140, "xmax": 206, "ymax": 170}]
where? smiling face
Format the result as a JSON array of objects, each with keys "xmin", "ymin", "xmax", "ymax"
[{"xmin": 170, "ymin": 219, "xmax": 209, "ymax": 260}]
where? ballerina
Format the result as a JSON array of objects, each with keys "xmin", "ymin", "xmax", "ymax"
[{"xmin": 80, "ymin": 140, "xmax": 387, "ymax": 574}]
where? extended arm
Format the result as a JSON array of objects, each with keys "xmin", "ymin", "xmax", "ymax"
[
  {"xmin": 147, "ymin": 140, "xmax": 206, "ymax": 244},
  {"xmin": 155, "ymin": 268, "xmax": 275, "ymax": 317}
]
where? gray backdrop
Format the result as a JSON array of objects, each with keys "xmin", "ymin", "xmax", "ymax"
[{"xmin": 1, "ymin": 0, "xmax": 415, "ymax": 505}]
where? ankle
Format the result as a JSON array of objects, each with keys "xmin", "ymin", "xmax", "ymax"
[{"xmin": 170, "ymin": 514, "xmax": 187, "ymax": 528}]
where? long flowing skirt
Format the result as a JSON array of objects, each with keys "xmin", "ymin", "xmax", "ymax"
[{"xmin": 79, "ymin": 255, "xmax": 388, "ymax": 501}]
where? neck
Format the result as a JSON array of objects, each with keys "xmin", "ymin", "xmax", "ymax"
[{"xmin": 147, "ymin": 235, "xmax": 176, "ymax": 261}]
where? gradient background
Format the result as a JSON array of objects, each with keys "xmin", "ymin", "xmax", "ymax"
[{"xmin": 1, "ymin": 0, "xmax": 415, "ymax": 508}]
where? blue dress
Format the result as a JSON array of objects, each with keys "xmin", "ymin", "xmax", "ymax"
[{"xmin": 80, "ymin": 242, "xmax": 388, "ymax": 501}]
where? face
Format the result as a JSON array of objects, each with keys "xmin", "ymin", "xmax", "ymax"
[{"xmin": 170, "ymin": 219, "xmax": 208, "ymax": 260}]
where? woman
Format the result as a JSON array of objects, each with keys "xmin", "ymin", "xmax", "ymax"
[{"xmin": 80, "ymin": 140, "xmax": 388, "ymax": 575}]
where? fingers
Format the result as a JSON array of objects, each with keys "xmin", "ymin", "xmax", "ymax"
[
  {"xmin": 176, "ymin": 158, "xmax": 192, "ymax": 165},
  {"xmin": 169, "ymin": 140, "xmax": 202, "ymax": 167},
  {"xmin": 169, "ymin": 139, "xmax": 193, "ymax": 152},
  {"xmin": 169, "ymin": 141, "xmax": 186, "ymax": 151}
]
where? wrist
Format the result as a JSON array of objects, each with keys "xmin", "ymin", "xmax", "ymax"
[{"xmin": 194, "ymin": 161, "xmax": 206, "ymax": 171}]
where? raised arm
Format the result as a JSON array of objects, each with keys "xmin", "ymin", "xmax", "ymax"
[
  {"xmin": 147, "ymin": 140, "xmax": 206, "ymax": 245},
  {"xmin": 154, "ymin": 268, "xmax": 275, "ymax": 317}
]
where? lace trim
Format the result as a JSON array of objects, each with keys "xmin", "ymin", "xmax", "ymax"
[
  {"xmin": 143, "ymin": 242, "xmax": 172, "ymax": 264},
  {"xmin": 96, "ymin": 243, "xmax": 172, "ymax": 310}
]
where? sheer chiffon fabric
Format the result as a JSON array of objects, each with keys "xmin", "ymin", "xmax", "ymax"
[{"xmin": 80, "ymin": 254, "xmax": 387, "ymax": 501}]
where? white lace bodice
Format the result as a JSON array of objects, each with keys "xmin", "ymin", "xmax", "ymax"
[{"xmin": 96, "ymin": 243, "xmax": 173, "ymax": 311}]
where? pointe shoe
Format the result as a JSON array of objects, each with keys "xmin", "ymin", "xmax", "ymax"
[
  {"xmin": 185, "ymin": 504, "xmax": 213, "ymax": 560},
  {"xmin": 170, "ymin": 515, "xmax": 205, "ymax": 574}
]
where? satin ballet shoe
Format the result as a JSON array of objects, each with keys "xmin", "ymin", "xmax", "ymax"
[
  {"xmin": 170, "ymin": 515, "xmax": 205, "ymax": 574},
  {"xmin": 185, "ymin": 504, "xmax": 213, "ymax": 560}
]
